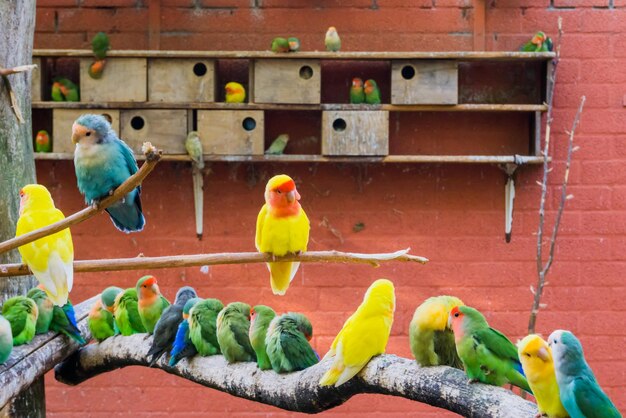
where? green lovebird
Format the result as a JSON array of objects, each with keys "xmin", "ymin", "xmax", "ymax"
[
  {"xmin": 147, "ymin": 286, "xmax": 197, "ymax": 366},
  {"xmin": 350, "ymin": 77, "xmax": 365, "ymax": 104},
  {"xmin": 136, "ymin": 275, "xmax": 170, "ymax": 334},
  {"xmin": 520, "ymin": 31, "xmax": 553, "ymax": 52},
  {"xmin": 51, "ymin": 82, "xmax": 64, "ymax": 102},
  {"xmin": 249, "ymin": 305, "xmax": 276, "ymax": 370},
  {"xmin": 364, "ymin": 79, "xmax": 381, "ymax": 105},
  {"xmin": 325, "ymin": 26, "xmax": 341, "ymax": 52},
  {"xmin": 266, "ymin": 312, "xmax": 319, "ymax": 373},
  {"xmin": 2, "ymin": 296, "xmax": 38, "ymax": 346},
  {"xmin": 101, "ymin": 286, "xmax": 123, "ymax": 313},
  {"xmin": 169, "ymin": 297, "xmax": 202, "ymax": 366},
  {"xmin": 448, "ymin": 305, "xmax": 531, "ymax": 393},
  {"xmin": 27, "ymin": 287, "xmax": 54, "ymax": 334},
  {"xmin": 265, "ymin": 134, "xmax": 289, "ymax": 155},
  {"xmin": 288, "ymin": 37, "xmax": 301, "ymax": 52},
  {"xmin": 92, "ymin": 32, "xmax": 110, "ymax": 60},
  {"xmin": 35, "ymin": 130, "xmax": 52, "ymax": 153},
  {"xmin": 188, "ymin": 298, "xmax": 224, "ymax": 356},
  {"xmin": 55, "ymin": 78, "xmax": 79, "ymax": 102},
  {"xmin": 88, "ymin": 299, "xmax": 115, "ymax": 342},
  {"xmin": 216, "ymin": 302, "xmax": 256, "ymax": 363},
  {"xmin": 50, "ymin": 301, "xmax": 85, "ymax": 344},
  {"xmin": 271, "ymin": 37, "xmax": 290, "ymax": 53},
  {"xmin": 113, "ymin": 288, "xmax": 146, "ymax": 336},
  {"xmin": 549, "ymin": 330, "xmax": 621, "ymax": 418},
  {"xmin": 0, "ymin": 315, "xmax": 13, "ymax": 364}
]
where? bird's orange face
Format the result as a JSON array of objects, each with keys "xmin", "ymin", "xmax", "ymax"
[
  {"xmin": 352, "ymin": 78, "xmax": 363, "ymax": 88},
  {"xmin": 18, "ymin": 188, "xmax": 30, "ymax": 215},
  {"xmin": 531, "ymin": 33, "xmax": 545, "ymax": 46},
  {"xmin": 138, "ymin": 276, "xmax": 159, "ymax": 301},
  {"xmin": 267, "ymin": 179, "xmax": 300, "ymax": 208},
  {"xmin": 448, "ymin": 306, "xmax": 465, "ymax": 333},
  {"xmin": 36, "ymin": 131, "xmax": 49, "ymax": 145},
  {"xmin": 364, "ymin": 80, "xmax": 375, "ymax": 94},
  {"xmin": 71, "ymin": 123, "xmax": 97, "ymax": 145}
]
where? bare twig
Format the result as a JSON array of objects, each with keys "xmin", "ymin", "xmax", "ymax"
[
  {"xmin": 0, "ymin": 143, "xmax": 162, "ymax": 256},
  {"xmin": 0, "ymin": 64, "xmax": 37, "ymax": 76},
  {"xmin": 0, "ymin": 249, "xmax": 428, "ymax": 278},
  {"xmin": 0, "ymin": 63, "xmax": 37, "ymax": 123}
]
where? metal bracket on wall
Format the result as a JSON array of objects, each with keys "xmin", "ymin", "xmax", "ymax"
[{"xmin": 498, "ymin": 156, "xmax": 525, "ymax": 243}]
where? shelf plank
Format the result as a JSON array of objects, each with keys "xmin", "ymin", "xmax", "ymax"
[
  {"xmin": 32, "ymin": 102, "xmax": 548, "ymax": 112},
  {"xmin": 33, "ymin": 49, "xmax": 555, "ymax": 61},
  {"xmin": 34, "ymin": 153, "xmax": 548, "ymax": 165}
]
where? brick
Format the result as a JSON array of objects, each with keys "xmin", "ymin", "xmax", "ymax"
[
  {"xmin": 553, "ymin": 0, "xmax": 609, "ymax": 8},
  {"xmin": 57, "ymin": 7, "xmax": 148, "ymax": 32},
  {"xmin": 36, "ymin": 8, "xmax": 56, "ymax": 32}
]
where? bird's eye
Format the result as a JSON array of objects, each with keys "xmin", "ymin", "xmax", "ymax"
[
  {"xmin": 86, "ymin": 131, "xmax": 91, "ymax": 137},
  {"xmin": 553, "ymin": 340, "xmax": 557, "ymax": 344},
  {"xmin": 276, "ymin": 190, "xmax": 281, "ymax": 194},
  {"xmin": 454, "ymin": 312, "xmax": 459, "ymax": 317},
  {"xmin": 525, "ymin": 353, "xmax": 531, "ymax": 357}
]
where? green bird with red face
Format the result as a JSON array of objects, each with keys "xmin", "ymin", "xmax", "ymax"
[
  {"xmin": 350, "ymin": 78, "xmax": 365, "ymax": 104},
  {"xmin": 136, "ymin": 275, "xmax": 170, "ymax": 334}
]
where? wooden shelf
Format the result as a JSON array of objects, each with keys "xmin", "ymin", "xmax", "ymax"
[
  {"xmin": 34, "ymin": 152, "xmax": 547, "ymax": 165},
  {"xmin": 33, "ymin": 49, "xmax": 555, "ymax": 61},
  {"xmin": 32, "ymin": 102, "xmax": 547, "ymax": 112}
]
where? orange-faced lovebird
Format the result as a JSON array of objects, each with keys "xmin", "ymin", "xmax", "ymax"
[
  {"xmin": 88, "ymin": 299, "xmax": 115, "ymax": 342},
  {"xmin": 364, "ymin": 79, "xmax": 381, "ymax": 105},
  {"xmin": 325, "ymin": 27, "xmax": 341, "ymax": 52},
  {"xmin": 136, "ymin": 275, "xmax": 170, "ymax": 334},
  {"xmin": 520, "ymin": 31, "xmax": 553, "ymax": 52},
  {"xmin": 255, "ymin": 174, "xmax": 310, "ymax": 295},
  {"xmin": 549, "ymin": 330, "xmax": 621, "ymax": 418},
  {"xmin": 72, "ymin": 114, "xmax": 145, "ymax": 233},
  {"xmin": 216, "ymin": 302, "xmax": 256, "ymax": 363},
  {"xmin": 448, "ymin": 306, "xmax": 531, "ymax": 393},
  {"xmin": 249, "ymin": 305, "xmax": 276, "ymax": 370},
  {"xmin": 169, "ymin": 298, "xmax": 202, "ymax": 366},
  {"xmin": 266, "ymin": 312, "xmax": 319, "ymax": 373},
  {"xmin": 35, "ymin": 130, "xmax": 51, "ymax": 153},
  {"xmin": 350, "ymin": 78, "xmax": 365, "ymax": 104}
]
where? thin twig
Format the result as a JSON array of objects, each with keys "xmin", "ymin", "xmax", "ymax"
[
  {"xmin": 0, "ymin": 64, "xmax": 38, "ymax": 76},
  {"xmin": 0, "ymin": 249, "xmax": 429, "ymax": 278},
  {"xmin": 0, "ymin": 143, "xmax": 162, "ymax": 256}
]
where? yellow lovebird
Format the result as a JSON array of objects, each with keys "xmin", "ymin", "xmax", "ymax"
[
  {"xmin": 225, "ymin": 82, "xmax": 246, "ymax": 103},
  {"xmin": 255, "ymin": 174, "xmax": 310, "ymax": 295},
  {"xmin": 518, "ymin": 334, "xmax": 569, "ymax": 418},
  {"xmin": 16, "ymin": 184, "xmax": 74, "ymax": 306},
  {"xmin": 320, "ymin": 278, "xmax": 395, "ymax": 387},
  {"xmin": 409, "ymin": 295, "xmax": 464, "ymax": 368}
]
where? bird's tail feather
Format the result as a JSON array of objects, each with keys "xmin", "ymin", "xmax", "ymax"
[
  {"xmin": 268, "ymin": 261, "xmax": 300, "ymax": 295},
  {"xmin": 106, "ymin": 192, "xmax": 145, "ymax": 233}
]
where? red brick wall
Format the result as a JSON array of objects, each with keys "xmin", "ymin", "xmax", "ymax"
[{"xmin": 34, "ymin": 0, "xmax": 626, "ymax": 416}]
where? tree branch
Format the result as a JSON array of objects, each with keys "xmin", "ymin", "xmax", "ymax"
[
  {"xmin": 54, "ymin": 335, "xmax": 536, "ymax": 417},
  {"xmin": 0, "ymin": 249, "xmax": 428, "ymax": 278},
  {"xmin": 0, "ymin": 64, "xmax": 38, "ymax": 76},
  {"xmin": 0, "ymin": 143, "xmax": 162, "ymax": 256}
]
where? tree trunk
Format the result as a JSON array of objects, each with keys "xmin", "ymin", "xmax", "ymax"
[{"xmin": 0, "ymin": 1, "xmax": 44, "ymax": 416}]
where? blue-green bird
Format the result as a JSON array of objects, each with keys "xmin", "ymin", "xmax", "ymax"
[
  {"xmin": 249, "ymin": 305, "xmax": 276, "ymax": 370},
  {"xmin": 549, "ymin": 330, "xmax": 621, "ymax": 418},
  {"xmin": 266, "ymin": 312, "xmax": 319, "ymax": 373},
  {"xmin": 50, "ymin": 301, "xmax": 85, "ymax": 344},
  {"xmin": 101, "ymin": 286, "xmax": 123, "ymax": 313},
  {"xmin": 72, "ymin": 114, "xmax": 145, "ymax": 233},
  {"xmin": 27, "ymin": 287, "xmax": 54, "ymax": 334},
  {"xmin": 2, "ymin": 296, "xmax": 38, "ymax": 346},
  {"xmin": 0, "ymin": 315, "xmax": 13, "ymax": 364},
  {"xmin": 189, "ymin": 298, "xmax": 223, "ymax": 356},
  {"xmin": 216, "ymin": 302, "xmax": 256, "ymax": 363},
  {"xmin": 113, "ymin": 288, "xmax": 146, "ymax": 336},
  {"xmin": 169, "ymin": 297, "xmax": 202, "ymax": 366}
]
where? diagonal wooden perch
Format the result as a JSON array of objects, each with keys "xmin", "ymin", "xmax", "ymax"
[
  {"xmin": 0, "ymin": 143, "xmax": 162, "ymax": 256},
  {"xmin": 54, "ymin": 331, "xmax": 537, "ymax": 417},
  {"xmin": 0, "ymin": 249, "xmax": 428, "ymax": 278}
]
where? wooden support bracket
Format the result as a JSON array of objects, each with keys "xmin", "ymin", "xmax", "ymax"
[{"xmin": 499, "ymin": 157, "xmax": 525, "ymax": 243}]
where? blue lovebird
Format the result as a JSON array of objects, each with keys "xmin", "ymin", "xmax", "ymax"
[
  {"xmin": 169, "ymin": 298, "xmax": 201, "ymax": 366},
  {"xmin": 72, "ymin": 114, "xmax": 145, "ymax": 233}
]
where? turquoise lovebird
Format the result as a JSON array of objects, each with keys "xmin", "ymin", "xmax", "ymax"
[
  {"xmin": 72, "ymin": 114, "xmax": 145, "ymax": 233},
  {"xmin": 27, "ymin": 287, "xmax": 54, "ymax": 334},
  {"xmin": 0, "ymin": 315, "xmax": 13, "ymax": 364},
  {"xmin": 266, "ymin": 312, "xmax": 319, "ymax": 373},
  {"xmin": 169, "ymin": 297, "xmax": 202, "ymax": 366},
  {"xmin": 549, "ymin": 330, "xmax": 621, "ymax": 418}
]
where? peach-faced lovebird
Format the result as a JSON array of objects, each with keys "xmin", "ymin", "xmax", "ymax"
[
  {"xmin": 88, "ymin": 59, "xmax": 106, "ymax": 80},
  {"xmin": 2, "ymin": 296, "xmax": 38, "ymax": 346},
  {"xmin": 147, "ymin": 286, "xmax": 197, "ymax": 366},
  {"xmin": 88, "ymin": 299, "xmax": 115, "ymax": 342},
  {"xmin": 271, "ymin": 37, "xmax": 290, "ymax": 53},
  {"xmin": 448, "ymin": 306, "xmax": 531, "ymax": 393},
  {"xmin": 549, "ymin": 330, "xmax": 620, "ymax": 418},
  {"xmin": 225, "ymin": 82, "xmax": 246, "ymax": 103},
  {"xmin": 364, "ymin": 79, "xmax": 381, "ymax": 105},
  {"xmin": 265, "ymin": 134, "xmax": 289, "ymax": 155},
  {"xmin": 350, "ymin": 78, "xmax": 365, "ymax": 104},
  {"xmin": 136, "ymin": 275, "xmax": 170, "ymax": 334},
  {"xmin": 189, "ymin": 298, "xmax": 224, "ymax": 356},
  {"xmin": 288, "ymin": 37, "xmax": 301, "ymax": 52},
  {"xmin": 249, "ymin": 305, "xmax": 276, "ymax": 370},
  {"xmin": 325, "ymin": 27, "xmax": 341, "ymax": 52},
  {"xmin": 50, "ymin": 300, "xmax": 85, "ymax": 344},
  {"xmin": 113, "ymin": 288, "xmax": 146, "ymax": 336},
  {"xmin": 27, "ymin": 287, "xmax": 54, "ymax": 334},
  {"xmin": 409, "ymin": 295, "xmax": 464, "ymax": 368},
  {"xmin": 266, "ymin": 312, "xmax": 319, "ymax": 373},
  {"xmin": 169, "ymin": 297, "xmax": 202, "ymax": 366},
  {"xmin": 520, "ymin": 31, "xmax": 553, "ymax": 52},
  {"xmin": 320, "ymin": 279, "xmax": 395, "ymax": 387},
  {"xmin": 52, "ymin": 78, "xmax": 79, "ymax": 101},
  {"xmin": 35, "ymin": 130, "xmax": 51, "ymax": 153},
  {"xmin": 51, "ymin": 82, "xmax": 63, "ymax": 102},
  {"xmin": 0, "ymin": 315, "xmax": 12, "ymax": 364},
  {"xmin": 72, "ymin": 114, "xmax": 145, "ymax": 233},
  {"xmin": 101, "ymin": 286, "xmax": 123, "ymax": 313},
  {"xmin": 216, "ymin": 302, "xmax": 256, "ymax": 363},
  {"xmin": 518, "ymin": 334, "xmax": 568, "ymax": 418},
  {"xmin": 255, "ymin": 174, "xmax": 310, "ymax": 295},
  {"xmin": 16, "ymin": 184, "xmax": 74, "ymax": 306}
]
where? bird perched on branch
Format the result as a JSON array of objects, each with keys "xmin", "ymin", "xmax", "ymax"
[
  {"xmin": 225, "ymin": 82, "xmax": 245, "ymax": 103},
  {"xmin": 325, "ymin": 27, "xmax": 341, "ymax": 52},
  {"xmin": 16, "ymin": 184, "xmax": 74, "ymax": 306},
  {"xmin": 216, "ymin": 302, "xmax": 256, "ymax": 363},
  {"xmin": 101, "ymin": 286, "xmax": 123, "ymax": 314},
  {"xmin": 35, "ymin": 130, "xmax": 51, "ymax": 153},
  {"xmin": 409, "ymin": 295, "xmax": 464, "ymax": 368},
  {"xmin": 189, "ymin": 298, "xmax": 223, "ymax": 357},
  {"xmin": 266, "ymin": 312, "xmax": 319, "ymax": 373},
  {"xmin": 520, "ymin": 31, "xmax": 553, "ymax": 52},
  {"xmin": 2, "ymin": 296, "xmax": 38, "ymax": 346},
  {"xmin": 518, "ymin": 334, "xmax": 568, "ymax": 418},
  {"xmin": 26, "ymin": 287, "xmax": 54, "ymax": 334},
  {"xmin": 113, "ymin": 288, "xmax": 146, "ymax": 336},
  {"xmin": 136, "ymin": 275, "xmax": 170, "ymax": 334},
  {"xmin": 249, "ymin": 305, "xmax": 276, "ymax": 370},
  {"xmin": 169, "ymin": 298, "xmax": 202, "ymax": 366},
  {"xmin": 288, "ymin": 37, "xmax": 301, "ymax": 52},
  {"xmin": 185, "ymin": 131, "xmax": 205, "ymax": 239},
  {"xmin": 0, "ymin": 315, "xmax": 12, "ymax": 364},
  {"xmin": 350, "ymin": 78, "xmax": 365, "ymax": 104},
  {"xmin": 549, "ymin": 330, "xmax": 621, "ymax": 418},
  {"xmin": 72, "ymin": 114, "xmax": 145, "ymax": 233},
  {"xmin": 448, "ymin": 305, "xmax": 531, "ymax": 393},
  {"xmin": 88, "ymin": 299, "xmax": 116, "ymax": 342},
  {"xmin": 320, "ymin": 279, "xmax": 395, "ymax": 387},
  {"xmin": 255, "ymin": 174, "xmax": 310, "ymax": 296}
]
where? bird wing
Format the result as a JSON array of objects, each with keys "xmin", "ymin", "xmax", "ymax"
[
  {"xmin": 127, "ymin": 299, "xmax": 147, "ymax": 333},
  {"xmin": 572, "ymin": 375, "xmax": 621, "ymax": 418},
  {"xmin": 4, "ymin": 304, "xmax": 27, "ymax": 337},
  {"xmin": 230, "ymin": 320, "xmax": 256, "ymax": 358},
  {"xmin": 475, "ymin": 326, "xmax": 520, "ymax": 365},
  {"xmin": 255, "ymin": 204, "xmax": 268, "ymax": 251},
  {"xmin": 199, "ymin": 310, "xmax": 219, "ymax": 348},
  {"xmin": 280, "ymin": 329, "xmax": 318, "ymax": 370}
]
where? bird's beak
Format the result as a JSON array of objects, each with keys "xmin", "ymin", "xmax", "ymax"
[
  {"xmin": 183, "ymin": 313, "xmax": 189, "ymax": 320},
  {"xmin": 537, "ymin": 346, "xmax": 550, "ymax": 361},
  {"xmin": 106, "ymin": 306, "xmax": 115, "ymax": 313},
  {"xmin": 71, "ymin": 123, "xmax": 81, "ymax": 144},
  {"xmin": 286, "ymin": 190, "xmax": 296, "ymax": 203},
  {"xmin": 151, "ymin": 284, "xmax": 158, "ymax": 294}
]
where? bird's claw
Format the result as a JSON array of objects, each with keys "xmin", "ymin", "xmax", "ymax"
[
  {"xmin": 468, "ymin": 379, "xmax": 479, "ymax": 384},
  {"xmin": 143, "ymin": 333, "xmax": 151, "ymax": 341}
]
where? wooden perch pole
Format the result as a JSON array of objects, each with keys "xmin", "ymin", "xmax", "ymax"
[
  {"xmin": 0, "ymin": 143, "xmax": 162, "ymax": 256},
  {"xmin": 0, "ymin": 249, "xmax": 428, "ymax": 278},
  {"xmin": 55, "ymin": 334, "xmax": 537, "ymax": 417}
]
